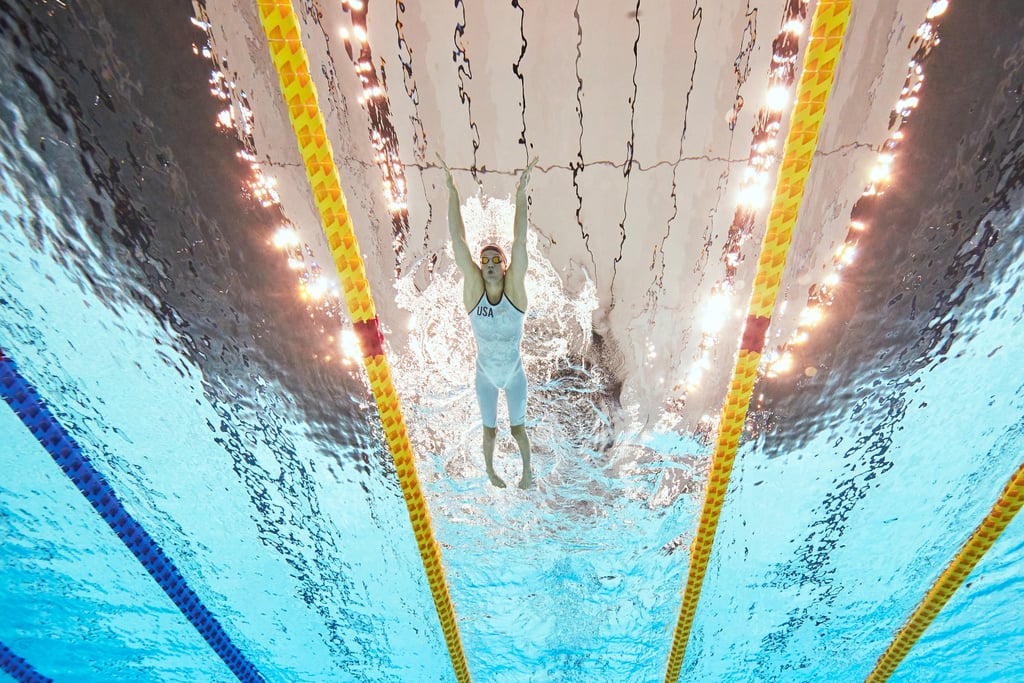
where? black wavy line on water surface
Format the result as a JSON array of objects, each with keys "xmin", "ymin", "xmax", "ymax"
[
  {"xmin": 701, "ymin": 167, "xmax": 734, "ymax": 282},
  {"xmin": 301, "ymin": 1, "xmax": 357, "ymax": 145},
  {"xmin": 600, "ymin": 155, "xmax": 745, "ymax": 172},
  {"xmin": 700, "ymin": 3, "xmax": 766, "ymax": 287},
  {"xmin": 719, "ymin": 2, "xmax": 763, "ymax": 281},
  {"xmin": 453, "ymin": 0, "xmax": 481, "ymax": 181},
  {"xmin": 345, "ymin": 2, "xmax": 412, "ymax": 270},
  {"xmin": 511, "ymin": 0, "xmax": 529, "ymax": 157},
  {"xmin": 570, "ymin": 0, "xmax": 595, "ymax": 272},
  {"xmin": 298, "ymin": 0, "xmax": 411, "ymax": 271},
  {"xmin": 649, "ymin": 1, "xmax": 703, "ymax": 308},
  {"xmin": 610, "ymin": 0, "xmax": 641, "ymax": 303},
  {"xmin": 733, "ymin": 4, "xmax": 758, "ymax": 89},
  {"xmin": 721, "ymin": 1, "xmax": 809, "ymax": 283},
  {"xmin": 295, "ymin": 1, "xmax": 347, "ymax": 118},
  {"xmin": 393, "ymin": 1, "xmax": 436, "ymax": 263},
  {"xmin": 394, "ymin": 1, "xmax": 428, "ymax": 161}
]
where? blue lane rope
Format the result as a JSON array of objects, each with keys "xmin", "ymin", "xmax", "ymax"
[
  {"xmin": 0, "ymin": 641, "xmax": 51, "ymax": 683},
  {"xmin": 0, "ymin": 349, "xmax": 266, "ymax": 683}
]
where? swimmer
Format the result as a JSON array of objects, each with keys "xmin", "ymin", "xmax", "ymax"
[{"xmin": 439, "ymin": 155, "xmax": 538, "ymax": 489}]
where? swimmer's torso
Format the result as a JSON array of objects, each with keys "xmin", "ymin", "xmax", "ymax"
[{"xmin": 469, "ymin": 292, "xmax": 525, "ymax": 387}]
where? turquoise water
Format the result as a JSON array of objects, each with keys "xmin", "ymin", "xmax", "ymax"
[{"xmin": 2, "ymin": 1, "xmax": 1023, "ymax": 682}]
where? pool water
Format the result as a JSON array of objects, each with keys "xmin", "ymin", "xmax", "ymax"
[{"xmin": 1, "ymin": 1, "xmax": 1022, "ymax": 682}]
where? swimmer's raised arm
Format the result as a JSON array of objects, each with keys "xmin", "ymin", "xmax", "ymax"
[
  {"xmin": 438, "ymin": 155, "xmax": 476, "ymax": 279},
  {"xmin": 439, "ymin": 155, "xmax": 484, "ymax": 312},
  {"xmin": 506, "ymin": 157, "xmax": 538, "ymax": 305}
]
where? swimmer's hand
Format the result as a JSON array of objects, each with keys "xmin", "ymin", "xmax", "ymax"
[
  {"xmin": 517, "ymin": 157, "xmax": 539, "ymax": 196},
  {"xmin": 436, "ymin": 153, "xmax": 457, "ymax": 193}
]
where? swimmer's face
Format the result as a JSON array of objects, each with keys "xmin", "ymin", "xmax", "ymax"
[{"xmin": 480, "ymin": 248, "xmax": 505, "ymax": 282}]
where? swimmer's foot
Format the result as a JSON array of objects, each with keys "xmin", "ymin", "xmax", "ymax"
[
  {"xmin": 487, "ymin": 470, "xmax": 507, "ymax": 488},
  {"xmin": 518, "ymin": 470, "xmax": 533, "ymax": 489}
]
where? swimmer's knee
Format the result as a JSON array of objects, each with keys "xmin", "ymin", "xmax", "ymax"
[
  {"xmin": 483, "ymin": 426, "xmax": 498, "ymax": 439},
  {"xmin": 510, "ymin": 424, "xmax": 527, "ymax": 438}
]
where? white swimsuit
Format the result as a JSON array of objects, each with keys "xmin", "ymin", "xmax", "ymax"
[
  {"xmin": 469, "ymin": 292, "xmax": 527, "ymax": 427},
  {"xmin": 469, "ymin": 292, "xmax": 525, "ymax": 387}
]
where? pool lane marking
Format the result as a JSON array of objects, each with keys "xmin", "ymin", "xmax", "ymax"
[
  {"xmin": 864, "ymin": 461, "xmax": 1024, "ymax": 682},
  {"xmin": 661, "ymin": 2, "xmax": 854, "ymax": 681},
  {"xmin": 0, "ymin": 350, "xmax": 266, "ymax": 683},
  {"xmin": 253, "ymin": 2, "xmax": 472, "ymax": 681},
  {"xmin": 0, "ymin": 641, "xmax": 51, "ymax": 683}
]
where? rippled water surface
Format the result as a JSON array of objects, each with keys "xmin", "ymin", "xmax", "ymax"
[{"xmin": 1, "ymin": 1, "xmax": 1023, "ymax": 682}]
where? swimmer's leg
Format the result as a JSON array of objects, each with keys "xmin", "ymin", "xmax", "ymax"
[
  {"xmin": 482, "ymin": 426, "xmax": 505, "ymax": 489},
  {"xmin": 510, "ymin": 424, "xmax": 531, "ymax": 489},
  {"xmin": 476, "ymin": 366, "xmax": 506, "ymax": 488},
  {"xmin": 507, "ymin": 365, "xmax": 532, "ymax": 489}
]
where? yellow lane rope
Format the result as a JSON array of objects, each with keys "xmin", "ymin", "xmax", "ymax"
[
  {"xmin": 255, "ymin": 3, "xmax": 471, "ymax": 681},
  {"xmin": 662, "ymin": 2, "xmax": 853, "ymax": 681},
  {"xmin": 865, "ymin": 461, "xmax": 1024, "ymax": 682}
]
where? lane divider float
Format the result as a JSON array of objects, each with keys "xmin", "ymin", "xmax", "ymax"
[
  {"xmin": 0, "ymin": 350, "xmax": 266, "ymax": 683},
  {"xmin": 254, "ymin": 2, "xmax": 471, "ymax": 681},
  {"xmin": 865, "ymin": 461, "xmax": 1024, "ymax": 682},
  {"xmin": 0, "ymin": 640, "xmax": 52, "ymax": 683},
  {"xmin": 662, "ymin": 2, "xmax": 854, "ymax": 681}
]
